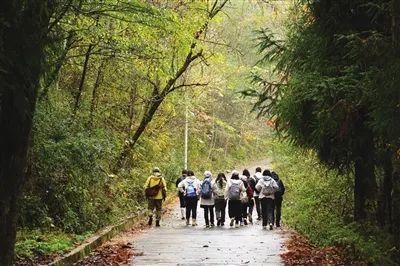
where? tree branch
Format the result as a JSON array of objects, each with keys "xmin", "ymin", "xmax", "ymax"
[{"xmin": 170, "ymin": 82, "xmax": 209, "ymax": 92}]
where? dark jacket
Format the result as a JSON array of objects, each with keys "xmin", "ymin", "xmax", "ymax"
[
  {"xmin": 176, "ymin": 175, "xmax": 186, "ymax": 196},
  {"xmin": 271, "ymin": 173, "xmax": 285, "ymax": 200},
  {"xmin": 249, "ymin": 176, "xmax": 257, "ymax": 192}
]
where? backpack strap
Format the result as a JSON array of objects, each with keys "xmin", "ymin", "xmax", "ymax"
[{"xmin": 148, "ymin": 177, "xmax": 163, "ymax": 188}]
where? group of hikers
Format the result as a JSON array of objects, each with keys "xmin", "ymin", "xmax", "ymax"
[{"xmin": 144, "ymin": 166, "xmax": 285, "ymax": 230}]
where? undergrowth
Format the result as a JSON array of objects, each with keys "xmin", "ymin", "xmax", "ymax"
[
  {"xmin": 267, "ymin": 138, "xmax": 396, "ymax": 265},
  {"xmin": 15, "ymin": 230, "xmax": 91, "ymax": 261}
]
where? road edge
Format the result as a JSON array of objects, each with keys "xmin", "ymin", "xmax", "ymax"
[{"xmin": 48, "ymin": 209, "xmax": 146, "ymax": 266}]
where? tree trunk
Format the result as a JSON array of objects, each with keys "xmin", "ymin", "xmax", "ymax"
[
  {"xmin": 353, "ymin": 114, "xmax": 376, "ymax": 222},
  {"xmin": 73, "ymin": 44, "xmax": 93, "ymax": 116},
  {"xmin": 392, "ymin": 154, "xmax": 400, "ymax": 261},
  {"xmin": 127, "ymin": 86, "xmax": 138, "ymax": 132},
  {"xmin": 0, "ymin": 1, "xmax": 50, "ymax": 264},
  {"xmin": 354, "ymin": 158, "xmax": 373, "ymax": 221},
  {"xmin": 377, "ymin": 156, "xmax": 393, "ymax": 227},
  {"xmin": 88, "ymin": 60, "xmax": 105, "ymax": 128},
  {"xmin": 391, "ymin": 1, "xmax": 400, "ymax": 258},
  {"xmin": 391, "ymin": 0, "xmax": 400, "ymax": 52},
  {"xmin": 39, "ymin": 32, "xmax": 74, "ymax": 101},
  {"xmin": 116, "ymin": 96, "xmax": 163, "ymax": 170}
]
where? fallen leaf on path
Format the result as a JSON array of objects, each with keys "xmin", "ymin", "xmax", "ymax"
[{"xmin": 281, "ymin": 232, "xmax": 366, "ymax": 266}]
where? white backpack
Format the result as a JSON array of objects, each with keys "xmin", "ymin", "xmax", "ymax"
[{"xmin": 262, "ymin": 179, "xmax": 275, "ymax": 196}]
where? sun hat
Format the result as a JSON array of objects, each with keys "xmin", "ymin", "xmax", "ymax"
[{"xmin": 153, "ymin": 167, "xmax": 161, "ymax": 176}]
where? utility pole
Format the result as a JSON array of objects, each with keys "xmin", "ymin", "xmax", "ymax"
[{"xmin": 184, "ymin": 97, "xmax": 189, "ymax": 170}]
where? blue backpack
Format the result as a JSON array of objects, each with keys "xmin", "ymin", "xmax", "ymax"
[
  {"xmin": 201, "ymin": 179, "xmax": 212, "ymax": 199},
  {"xmin": 186, "ymin": 180, "xmax": 197, "ymax": 198}
]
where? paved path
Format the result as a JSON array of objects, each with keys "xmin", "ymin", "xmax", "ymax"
[{"xmin": 131, "ymin": 161, "xmax": 287, "ymax": 265}]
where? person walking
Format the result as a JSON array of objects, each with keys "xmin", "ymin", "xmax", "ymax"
[
  {"xmin": 271, "ymin": 171, "xmax": 285, "ymax": 227},
  {"xmin": 200, "ymin": 171, "xmax": 216, "ymax": 227},
  {"xmin": 241, "ymin": 169, "xmax": 254, "ymax": 225},
  {"xmin": 256, "ymin": 169, "xmax": 279, "ymax": 230},
  {"xmin": 250, "ymin": 167, "xmax": 263, "ymax": 221},
  {"xmin": 226, "ymin": 170, "xmax": 246, "ymax": 228},
  {"xmin": 214, "ymin": 172, "xmax": 227, "ymax": 226},
  {"xmin": 176, "ymin": 169, "xmax": 188, "ymax": 220},
  {"xmin": 178, "ymin": 170, "xmax": 201, "ymax": 226},
  {"xmin": 144, "ymin": 167, "xmax": 167, "ymax": 227}
]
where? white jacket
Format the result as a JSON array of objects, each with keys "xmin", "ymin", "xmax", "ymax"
[
  {"xmin": 178, "ymin": 176, "xmax": 201, "ymax": 197},
  {"xmin": 252, "ymin": 172, "xmax": 263, "ymax": 197},
  {"xmin": 255, "ymin": 175, "xmax": 279, "ymax": 199}
]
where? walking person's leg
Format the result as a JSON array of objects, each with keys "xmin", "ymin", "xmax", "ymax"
[
  {"xmin": 179, "ymin": 194, "xmax": 186, "ymax": 220},
  {"xmin": 221, "ymin": 200, "xmax": 226, "ymax": 225},
  {"xmin": 147, "ymin": 199, "xmax": 155, "ymax": 226},
  {"xmin": 266, "ymin": 198, "xmax": 274, "ymax": 230},
  {"xmin": 260, "ymin": 198, "xmax": 268, "ymax": 228},
  {"xmin": 228, "ymin": 200, "xmax": 235, "ymax": 226},
  {"xmin": 229, "ymin": 200, "xmax": 242, "ymax": 226},
  {"xmin": 234, "ymin": 200, "xmax": 241, "ymax": 227},
  {"xmin": 255, "ymin": 196, "xmax": 261, "ymax": 220},
  {"xmin": 210, "ymin": 205, "xmax": 215, "ymax": 226},
  {"xmin": 215, "ymin": 199, "xmax": 222, "ymax": 225},
  {"xmin": 275, "ymin": 198, "xmax": 282, "ymax": 227},
  {"xmin": 185, "ymin": 197, "xmax": 192, "ymax": 225},
  {"xmin": 155, "ymin": 199, "xmax": 162, "ymax": 227},
  {"xmin": 192, "ymin": 199, "xmax": 198, "ymax": 225},
  {"xmin": 204, "ymin": 206, "xmax": 210, "ymax": 226},
  {"xmin": 272, "ymin": 199, "xmax": 275, "ymax": 226},
  {"xmin": 248, "ymin": 199, "xmax": 254, "ymax": 223},
  {"xmin": 242, "ymin": 202, "xmax": 248, "ymax": 225}
]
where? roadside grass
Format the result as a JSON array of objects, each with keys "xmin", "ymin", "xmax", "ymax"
[{"xmin": 15, "ymin": 229, "xmax": 91, "ymax": 261}]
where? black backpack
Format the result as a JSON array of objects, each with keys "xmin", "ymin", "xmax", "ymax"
[{"xmin": 271, "ymin": 172, "xmax": 284, "ymax": 198}]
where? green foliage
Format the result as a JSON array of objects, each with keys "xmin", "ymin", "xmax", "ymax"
[
  {"xmin": 268, "ymin": 138, "xmax": 397, "ymax": 265},
  {"xmin": 16, "ymin": 1, "xmax": 274, "ymax": 261},
  {"xmin": 15, "ymin": 230, "xmax": 90, "ymax": 260},
  {"xmin": 248, "ymin": 1, "xmax": 400, "ymax": 262}
]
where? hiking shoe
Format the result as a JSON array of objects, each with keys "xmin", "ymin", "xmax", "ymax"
[
  {"xmin": 269, "ymin": 223, "xmax": 273, "ymax": 230},
  {"xmin": 155, "ymin": 220, "xmax": 160, "ymax": 227},
  {"xmin": 230, "ymin": 218, "xmax": 234, "ymax": 227},
  {"xmin": 148, "ymin": 216, "xmax": 153, "ymax": 226},
  {"xmin": 243, "ymin": 219, "xmax": 248, "ymax": 225}
]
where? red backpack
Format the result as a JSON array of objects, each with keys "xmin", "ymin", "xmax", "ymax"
[{"xmin": 246, "ymin": 185, "xmax": 254, "ymax": 199}]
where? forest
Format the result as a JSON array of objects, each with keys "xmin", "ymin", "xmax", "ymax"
[{"xmin": 1, "ymin": 0, "xmax": 400, "ymax": 265}]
